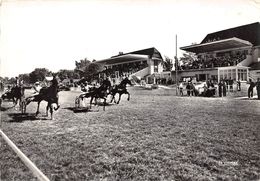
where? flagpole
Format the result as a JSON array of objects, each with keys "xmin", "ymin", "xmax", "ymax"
[{"xmin": 175, "ymin": 34, "xmax": 178, "ymax": 95}]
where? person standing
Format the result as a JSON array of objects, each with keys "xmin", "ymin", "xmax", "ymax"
[
  {"xmin": 186, "ymin": 82, "xmax": 191, "ymax": 96},
  {"xmin": 256, "ymin": 78, "xmax": 260, "ymax": 100},
  {"xmin": 237, "ymin": 79, "xmax": 241, "ymax": 91},
  {"xmin": 218, "ymin": 80, "xmax": 223, "ymax": 97},
  {"xmin": 248, "ymin": 79, "xmax": 255, "ymax": 99},
  {"xmin": 229, "ymin": 78, "xmax": 234, "ymax": 92},
  {"xmin": 179, "ymin": 82, "xmax": 184, "ymax": 96},
  {"xmin": 50, "ymin": 74, "xmax": 60, "ymax": 108},
  {"xmin": 223, "ymin": 80, "xmax": 227, "ymax": 97}
]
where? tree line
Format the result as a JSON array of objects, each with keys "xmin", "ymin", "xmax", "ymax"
[{"xmin": 0, "ymin": 55, "xmax": 180, "ymax": 85}]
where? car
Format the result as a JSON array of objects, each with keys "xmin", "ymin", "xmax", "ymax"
[{"xmin": 194, "ymin": 81, "xmax": 217, "ymax": 97}]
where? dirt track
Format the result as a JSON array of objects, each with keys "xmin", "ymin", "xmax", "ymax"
[{"xmin": 1, "ymin": 87, "xmax": 260, "ymax": 180}]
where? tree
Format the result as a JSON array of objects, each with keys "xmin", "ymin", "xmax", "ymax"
[
  {"xmin": 19, "ymin": 73, "xmax": 30, "ymax": 84},
  {"xmin": 75, "ymin": 58, "xmax": 91, "ymax": 70},
  {"xmin": 29, "ymin": 68, "xmax": 51, "ymax": 83},
  {"xmin": 84, "ymin": 62, "xmax": 105, "ymax": 81},
  {"xmin": 74, "ymin": 58, "xmax": 105, "ymax": 81},
  {"xmin": 56, "ymin": 69, "xmax": 80, "ymax": 81},
  {"xmin": 179, "ymin": 52, "xmax": 197, "ymax": 67},
  {"xmin": 163, "ymin": 56, "xmax": 173, "ymax": 71},
  {"xmin": 75, "ymin": 58, "xmax": 92, "ymax": 78}
]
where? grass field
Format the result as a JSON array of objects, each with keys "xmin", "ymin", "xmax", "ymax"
[{"xmin": 1, "ymin": 87, "xmax": 260, "ymax": 180}]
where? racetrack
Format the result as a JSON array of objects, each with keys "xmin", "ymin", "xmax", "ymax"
[{"xmin": 1, "ymin": 87, "xmax": 260, "ymax": 180}]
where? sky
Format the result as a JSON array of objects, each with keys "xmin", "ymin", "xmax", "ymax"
[{"xmin": 1, "ymin": 0, "xmax": 260, "ymax": 77}]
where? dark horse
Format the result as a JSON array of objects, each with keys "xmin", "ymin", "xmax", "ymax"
[
  {"xmin": 1, "ymin": 86, "xmax": 25, "ymax": 109},
  {"xmin": 77, "ymin": 79, "xmax": 111, "ymax": 111},
  {"xmin": 110, "ymin": 77, "xmax": 132, "ymax": 104},
  {"xmin": 23, "ymin": 86, "xmax": 59, "ymax": 120}
]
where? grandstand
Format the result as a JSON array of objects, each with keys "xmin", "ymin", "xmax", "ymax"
[
  {"xmin": 177, "ymin": 22, "xmax": 260, "ymax": 82},
  {"xmin": 96, "ymin": 47, "xmax": 164, "ymax": 84}
]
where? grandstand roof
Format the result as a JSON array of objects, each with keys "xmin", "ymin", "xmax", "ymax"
[
  {"xmin": 180, "ymin": 37, "xmax": 252, "ymax": 53},
  {"xmin": 201, "ymin": 22, "xmax": 260, "ymax": 46},
  {"xmin": 124, "ymin": 47, "xmax": 163, "ymax": 60},
  {"xmin": 181, "ymin": 22, "xmax": 260, "ymax": 54},
  {"xmin": 97, "ymin": 47, "xmax": 163, "ymax": 65}
]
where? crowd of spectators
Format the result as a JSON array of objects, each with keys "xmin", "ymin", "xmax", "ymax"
[
  {"xmin": 179, "ymin": 52, "xmax": 247, "ymax": 70},
  {"xmin": 105, "ymin": 61, "xmax": 148, "ymax": 78}
]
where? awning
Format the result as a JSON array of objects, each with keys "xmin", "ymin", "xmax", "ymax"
[
  {"xmin": 97, "ymin": 54, "xmax": 149, "ymax": 65},
  {"xmin": 180, "ymin": 37, "xmax": 252, "ymax": 53}
]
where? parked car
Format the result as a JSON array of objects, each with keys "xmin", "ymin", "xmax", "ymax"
[{"xmin": 194, "ymin": 81, "xmax": 217, "ymax": 97}]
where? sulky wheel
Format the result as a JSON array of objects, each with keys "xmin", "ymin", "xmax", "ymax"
[{"xmin": 75, "ymin": 96, "xmax": 80, "ymax": 108}]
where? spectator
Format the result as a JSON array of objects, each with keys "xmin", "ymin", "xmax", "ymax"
[
  {"xmin": 190, "ymin": 82, "xmax": 195, "ymax": 96},
  {"xmin": 223, "ymin": 81, "xmax": 227, "ymax": 96},
  {"xmin": 248, "ymin": 79, "xmax": 255, "ymax": 99},
  {"xmin": 186, "ymin": 82, "xmax": 191, "ymax": 96},
  {"xmin": 202, "ymin": 84, "xmax": 208, "ymax": 97},
  {"xmin": 237, "ymin": 79, "xmax": 241, "ymax": 91},
  {"xmin": 256, "ymin": 78, "xmax": 260, "ymax": 100},
  {"xmin": 179, "ymin": 82, "xmax": 184, "ymax": 96},
  {"xmin": 218, "ymin": 80, "xmax": 223, "ymax": 97},
  {"xmin": 229, "ymin": 78, "xmax": 234, "ymax": 92}
]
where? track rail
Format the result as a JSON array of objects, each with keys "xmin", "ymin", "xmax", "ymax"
[{"xmin": 0, "ymin": 129, "xmax": 50, "ymax": 181}]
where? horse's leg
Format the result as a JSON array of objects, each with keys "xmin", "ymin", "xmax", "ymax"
[
  {"xmin": 89, "ymin": 96, "xmax": 94, "ymax": 109},
  {"xmin": 18, "ymin": 98, "xmax": 22, "ymax": 110},
  {"xmin": 95, "ymin": 97, "xmax": 98, "ymax": 105},
  {"xmin": 46, "ymin": 104, "xmax": 49, "ymax": 117},
  {"xmin": 12, "ymin": 97, "xmax": 17, "ymax": 108},
  {"xmin": 111, "ymin": 93, "xmax": 116, "ymax": 103},
  {"xmin": 54, "ymin": 97, "xmax": 60, "ymax": 111},
  {"xmin": 103, "ymin": 98, "xmax": 106, "ymax": 111},
  {"xmin": 36, "ymin": 101, "xmax": 40, "ymax": 116},
  {"xmin": 126, "ymin": 90, "xmax": 130, "ymax": 101},
  {"xmin": 110, "ymin": 94, "xmax": 114, "ymax": 103},
  {"xmin": 50, "ymin": 104, "xmax": 54, "ymax": 120},
  {"xmin": 117, "ymin": 93, "xmax": 122, "ymax": 104}
]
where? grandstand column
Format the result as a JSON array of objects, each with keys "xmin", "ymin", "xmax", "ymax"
[
  {"xmin": 217, "ymin": 69, "xmax": 220, "ymax": 82},
  {"xmin": 247, "ymin": 69, "xmax": 249, "ymax": 81},
  {"xmin": 236, "ymin": 68, "xmax": 238, "ymax": 81}
]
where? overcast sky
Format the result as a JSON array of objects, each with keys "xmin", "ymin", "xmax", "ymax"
[{"xmin": 1, "ymin": 0, "xmax": 260, "ymax": 77}]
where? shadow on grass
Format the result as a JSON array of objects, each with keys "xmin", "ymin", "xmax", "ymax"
[
  {"xmin": 0, "ymin": 106, "xmax": 13, "ymax": 112},
  {"xmin": 7, "ymin": 113, "xmax": 49, "ymax": 122},
  {"xmin": 63, "ymin": 106, "xmax": 100, "ymax": 113},
  {"xmin": 234, "ymin": 97, "xmax": 260, "ymax": 101}
]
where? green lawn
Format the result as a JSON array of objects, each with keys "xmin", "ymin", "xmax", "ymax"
[{"xmin": 1, "ymin": 87, "xmax": 259, "ymax": 180}]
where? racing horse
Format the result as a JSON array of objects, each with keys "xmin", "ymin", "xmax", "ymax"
[
  {"xmin": 76, "ymin": 79, "xmax": 111, "ymax": 111},
  {"xmin": 1, "ymin": 86, "xmax": 25, "ymax": 109},
  {"xmin": 23, "ymin": 86, "xmax": 60, "ymax": 120},
  {"xmin": 110, "ymin": 77, "xmax": 132, "ymax": 104}
]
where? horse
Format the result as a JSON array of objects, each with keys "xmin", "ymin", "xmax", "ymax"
[
  {"xmin": 77, "ymin": 79, "xmax": 111, "ymax": 111},
  {"xmin": 110, "ymin": 78, "xmax": 132, "ymax": 104},
  {"xmin": 23, "ymin": 86, "xmax": 60, "ymax": 120},
  {"xmin": 1, "ymin": 86, "xmax": 25, "ymax": 109}
]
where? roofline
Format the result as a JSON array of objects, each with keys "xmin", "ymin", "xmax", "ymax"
[
  {"xmin": 180, "ymin": 37, "xmax": 252, "ymax": 51},
  {"xmin": 204, "ymin": 22, "xmax": 259, "ymax": 37},
  {"xmin": 96, "ymin": 54, "xmax": 149, "ymax": 64}
]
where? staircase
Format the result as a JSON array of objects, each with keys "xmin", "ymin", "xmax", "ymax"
[
  {"xmin": 129, "ymin": 67, "xmax": 149, "ymax": 83},
  {"xmin": 237, "ymin": 55, "xmax": 253, "ymax": 67}
]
